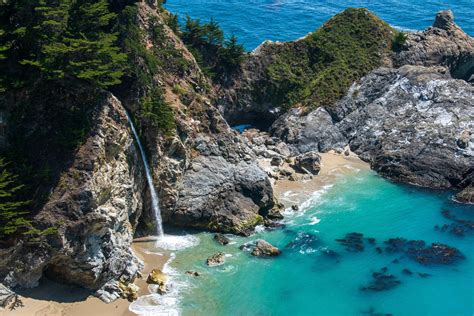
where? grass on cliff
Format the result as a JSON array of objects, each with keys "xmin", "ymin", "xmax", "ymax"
[{"xmin": 264, "ymin": 8, "xmax": 395, "ymax": 110}]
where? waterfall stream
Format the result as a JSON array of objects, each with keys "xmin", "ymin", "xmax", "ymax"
[{"xmin": 126, "ymin": 112, "xmax": 164, "ymax": 238}]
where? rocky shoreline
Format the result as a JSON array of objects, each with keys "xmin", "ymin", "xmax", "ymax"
[{"xmin": 0, "ymin": 3, "xmax": 472, "ymax": 312}]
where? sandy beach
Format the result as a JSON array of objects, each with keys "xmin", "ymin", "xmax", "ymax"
[
  {"xmin": 1, "ymin": 238, "xmax": 169, "ymax": 316},
  {"xmin": 267, "ymin": 150, "xmax": 370, "ymax": 207}
]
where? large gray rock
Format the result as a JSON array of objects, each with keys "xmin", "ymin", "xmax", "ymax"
[
  {"xmin": 334, "ymin": 65, "xmax": 473, "ymax": 189},
  {"xmin": 271, "ymin": 107, "xmax": 347, "ymax": 154}
]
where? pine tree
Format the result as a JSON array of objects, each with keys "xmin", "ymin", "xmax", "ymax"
[
  {"xmin": 218, "ymin": 35, "xmax": 245, "ymax": 70},
  {"xmin": 22, "ymin": 0, "xmax": 126, "ymax": 88},
  {"xmin": 204, "ymin": 18, "xmax": 223, "ymax": 46},
  {"xmin": 0, "ymin": 158, "xmax": 31, "ymax": 239}
]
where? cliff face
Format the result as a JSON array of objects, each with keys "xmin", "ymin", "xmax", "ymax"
[
  {"xmin": 0, "ymin": 92, "xmax": 145, "ymax": 302},
  {"xmin": 123, "ymin": 2, "xmax": 277, "ymax": 235}
]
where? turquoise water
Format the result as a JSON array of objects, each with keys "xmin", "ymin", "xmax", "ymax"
[
  {"xmin": 165, "ymin": 171, "xmax": 473, "ymax": 316},
  {"xmin": 164, "ymin": 0, "xmax": 473, "ymax": 50}
]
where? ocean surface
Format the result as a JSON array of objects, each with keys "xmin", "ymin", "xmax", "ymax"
[
  {"xmin": 164, "ymin": 0, "xmax": 473, "ymax": 50},
  {"xmin": 135, "ymin": 170, "xmax": 474, "ymax": 316}
]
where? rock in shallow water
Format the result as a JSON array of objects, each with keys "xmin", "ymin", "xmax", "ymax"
[
  {"xmin": 206, "ymin": 252, "xmax": 225, "ymax": 266},
  {"xmin": 214, "ymin": 233, "xmax": 230, "ymax": 245},
  {"xmin": 251, "ymin": 240, "xmax": 281, "ymax": 257}
]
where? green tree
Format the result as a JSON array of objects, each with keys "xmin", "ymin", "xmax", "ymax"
[
  {"xmin": 204, "ymin": 18, "xmax": 223, "ymax": 46},
  {"xmin": 0, "ymin": 158, "xmax": 31, "ymax": 239},
  {"xmin": 142, "ymin": 90, "xmax": 176, "ymax": 136},
  {"xmin": 166, "ymin": 13, "xmax": 179, "ymax": 33},
  {"xmin": 22, "ymin": 0, "xmax": 126, "ymax": 88},
  {"xmin": 218, "ymin": 35, "xmax": 245, "ymax": 70}
]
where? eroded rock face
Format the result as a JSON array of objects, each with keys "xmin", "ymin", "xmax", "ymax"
[
  {"xmin": 394, "ymin": 10, "xmax": 474, "ymax": 81},
  {"xmin": 0, "ymin": 94, "xmax": 145, "ymax": 302},
  {"xmin": 335, "ymin": 65, "xmax": 473, "ymax": 189}
]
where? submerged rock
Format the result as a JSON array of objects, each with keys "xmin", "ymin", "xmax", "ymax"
[
  {"xmin": 384, "ymin": 238, "xmax": 465, "ymax": 265},
  {"xmin": 335, "ymin": 232, "xmax": 366, "ymax": 252},
  {"xmin": 247, "ymin": 240, "xmax": 281, "ymax": 257},
  {"xmin": 206, "ymin": 252, "xmax": 225, "ymax": 266},
  {"xmin": 214, "ymin": 233, "xmax": 230, "ymax": 246},
  {"xmin": 361, "ymin": 268, "xmax": 401, "ymax": 292},
  {"xmin": 185, "ymin": 271, "xmax": 200, "ymax": 277},
  {"xmin": 286, "ymin": 232, "xmax": 320, "ymax": 254}
]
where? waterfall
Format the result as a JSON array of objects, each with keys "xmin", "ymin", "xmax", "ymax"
[{"xmin": 126, "ymin": 112, "xmax": 164, "ymax": 238}]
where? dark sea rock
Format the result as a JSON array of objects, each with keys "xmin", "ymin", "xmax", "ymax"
[
  {"xmin": 402, "ymin": 268, "xmax": 413, "ymax": 275},
  {"xmin": 335, "ymin": 232, "xmax": 366, "ymax": 252},
  {"xmin": 436, "ymin": 209, "xmax": 474, "ymax": 237},
  {"xmin": 384, "ymin": 238, "xmax": 465, "ymax": 265},
  {"xmin": 214, "ymin": 233, "xmax": 230, "ymax": 246},
  {"xmin": 361, "ymin": 268, "xmax": 401, "ymax": 292}
]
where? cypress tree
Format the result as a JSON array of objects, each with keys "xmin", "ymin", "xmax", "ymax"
[{"xmin": 0, "ymin": 158, "xmax": 31, "ymax": 239}]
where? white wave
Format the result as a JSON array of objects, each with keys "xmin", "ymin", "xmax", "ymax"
[
  {"xmin": 154, "ymin": 234, "xmax": 200, "ymax": 251},
  {"xmin": 254, "ymin": 225, "xmax": 266, "ymax": 233},
  {"xmin": 129, "ymin": 294, "xmax": 179, "ymax": 316},
  {"xmin": 308, "ymin": 216, "xmax": 321, "ymax": 225}
]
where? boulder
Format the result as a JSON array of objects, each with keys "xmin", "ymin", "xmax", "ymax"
[
  {"xmin": 118, "ymin": 281, "xmax": 139, "ymax": 302},
  {"xmin": 251, "ymin": 240, "xmax": 281, "ymax": 257},
  {"xmin": 455, "ymin": 186, "xmax": 474, "ymax": 204},
  {"xmin": 206, "ymin": 252, "xmax": 225, "ymax": 266},
  {"xmin": 271, "ymin": 156, "xmax": 283, "ymax": 166},
  {"xmin": 147, "ymin": 269, "xmax": 167, "ymax": 286},
  {"xmin": 214, "ymin": 233, "xmax": 230, "ymax": 246},
  {"xmin": 294, "ymin": 152, "xmax": 321, "ymax": 175}
]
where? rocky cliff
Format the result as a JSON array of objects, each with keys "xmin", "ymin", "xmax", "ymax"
[
  {"xmin": 269, "ymin": 11, "xmax": 473, "ymax": 194},
  {"xmin": 0, "ymin": 91, "xmax": 145, "ymax": 302}
]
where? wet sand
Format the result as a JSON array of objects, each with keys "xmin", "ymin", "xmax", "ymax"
[
  {"xmin": 1, "ymin": 238, "xmax": 169, "ymax": 316},
  {"xmin": 265, "ymin": 150, "xmax": 370, "ymax": 207}
]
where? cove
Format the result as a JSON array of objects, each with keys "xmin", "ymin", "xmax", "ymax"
[{"xmin": 164, "ymin": 170, "xmax": 473, "ymax": 315}]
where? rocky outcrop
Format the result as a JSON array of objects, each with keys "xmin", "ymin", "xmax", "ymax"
[
  {"xmin": 206, "ymin": 252, "xmax": 225, "ymax": 266},
  {"xmin": 268, "ymin": 12, "xmax": 473, "ymax": 194},
  {"xmin": 0, "ymin": 93, "xmax": 145, "ymax": 302},
  {"xmin": 334, "ymin": 65, "xmax": 473, "ymax": 189},
  {"xmin": 293, "ymin": 152, "xmax": 321, "ymax": 175},
  {"xmin": 455, "ymin": 186, "xmax": 474, "ymax": 204},
  {"xmin": 271, "ymin": 107, "xmax": 346, "ymax": 154},
  {"xmin": 394, "ymin": 10, "xmax": 474, "ymax": 81},
  {"xmin": 250, "ymin": 240, "xmax": 281, "ymax": 257}
]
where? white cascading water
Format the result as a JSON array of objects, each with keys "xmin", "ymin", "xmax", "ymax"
[{"xmin": 126, "ymin": 112, "xmax": 164, "ymax": 238}]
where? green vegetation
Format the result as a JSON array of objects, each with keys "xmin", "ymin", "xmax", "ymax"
[
  {"xmin": 263, "ymin": 8, "xmax": 395, "ymax": 110},
  {"xmin": 181, "ymin": 16, "xmax": 245, "ymax": 80},
  {"xmin": 392, "ymin": 31, "xmax": 407, "ymax": 52},
  {"xmin": 1, "ymin": 0, "xmax": 126, "ymax": 89},
  {"xmin": 0, "ymin": 158, "xmax": 31, "ymax": 239},
  {"xmin": 141, "ymin": 89, "xmax": 176, "ymax": 136}
]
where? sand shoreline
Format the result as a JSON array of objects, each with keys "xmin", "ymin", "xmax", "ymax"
[
  {"xmin": 1, "ymin": 151, "xmax": 369, "ymax": 316},
  {"xmin": 1, "ymin": 238, "xmax": 170, "ymax": 316}
]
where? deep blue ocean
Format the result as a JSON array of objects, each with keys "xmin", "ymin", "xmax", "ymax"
[{"xmin": 164, "ymin": 0, "xmax": 473, "ymax": 50}]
